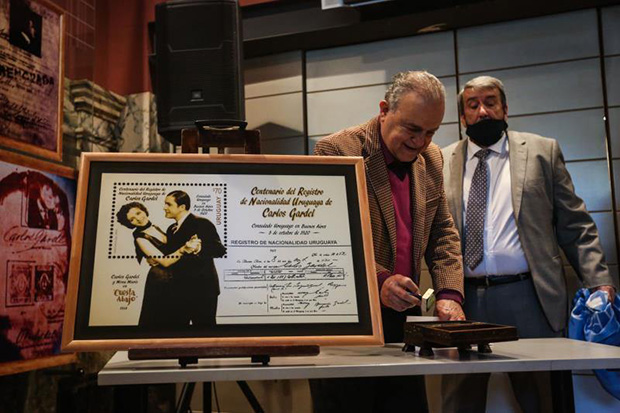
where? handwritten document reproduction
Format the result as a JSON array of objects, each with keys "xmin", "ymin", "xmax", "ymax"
[{"xmin": 0, "ymin": 0, "xmax": 63, "ymax": 159}]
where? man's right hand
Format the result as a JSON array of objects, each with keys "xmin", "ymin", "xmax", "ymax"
[
  {"xmin": 183, "ymin": 234, "xmax": 202, "ymax": 254},
  {"xmin": 380, "ymin": 274, "xmax": 421, "ymax": 312}
]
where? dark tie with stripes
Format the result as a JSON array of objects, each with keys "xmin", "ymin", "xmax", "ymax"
[{"xmin": 464, "ymin": 149, "xmax": 491, "ymax": 270}]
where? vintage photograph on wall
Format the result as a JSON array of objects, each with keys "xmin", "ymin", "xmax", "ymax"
[
  {"xmin": 0, "ymin": 0, "xmax": 65, "ymax": 161},
  {"xmin": 62, "ymin": 153, "xmax": 383, "ymax": 351},
  {"xmin": 0, "ymin": 149, "xmax": 76, "ymax": 376}
]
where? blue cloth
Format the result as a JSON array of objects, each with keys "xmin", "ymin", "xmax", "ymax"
[{"xmin": 568, "ymin": 288, "xmax": 620, "ymax": 400}]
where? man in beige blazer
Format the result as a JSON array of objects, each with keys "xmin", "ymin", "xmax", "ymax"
[
  {"xmin": 441, "ymin": 75, "xmax": 616, "ymax": 412},
  {"xmin": 311, "ymin": 71, "xmax": 465, "ymax": 413}
]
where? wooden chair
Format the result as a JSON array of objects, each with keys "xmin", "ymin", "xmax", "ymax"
[{"xmin": 181, "ymin": 120, "xmax": 260, "ymax": 154}]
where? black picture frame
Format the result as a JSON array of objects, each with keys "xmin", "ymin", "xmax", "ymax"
[{"xmin": 62, "ymin": 153, "xmax": 383, "ymax": 351}]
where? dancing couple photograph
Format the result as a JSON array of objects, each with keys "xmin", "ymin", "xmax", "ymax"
[{"xmin": 116, "ymin": 190, "xmax": 226, "ymax": 330}]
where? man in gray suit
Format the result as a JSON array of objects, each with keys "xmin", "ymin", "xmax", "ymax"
[{"xmin": 441, "ymin": 75, "xmax": 616, "ymax": 412}]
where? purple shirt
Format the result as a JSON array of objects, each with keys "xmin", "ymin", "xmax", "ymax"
[{"xmin": 378, "ymin": 139, "xmax": 463, "ymax": 305}]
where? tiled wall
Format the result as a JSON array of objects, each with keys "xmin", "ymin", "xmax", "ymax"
[
  {"xmin": 305, "ymin": 31, "xmax": 459, "ymax": 152},
  {"xmin": 244, "ymin": 51, "xmax": 306, "ymax": 154},
  {"xmin": 244, "ymin": 6, "xmax": 620, "ymax": 292}
]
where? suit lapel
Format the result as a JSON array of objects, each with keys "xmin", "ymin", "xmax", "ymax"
[
  {"xmin": 363, "ymin": 119, "xmax": 398, "ymax": 261},
  {"xmin": 410, "ymin": 157, "xmax": 426, "ymax": 274},
  {"xmin": 508, "ymin": 131, "xmax": 527, "ymax": 223},
  {"xmin": 449, "ymin": 139, "xmax": 467, "ymax": 237},
  {"xmin": 170, "ymin": 214, "xmax": 193, "ymax": 248}
]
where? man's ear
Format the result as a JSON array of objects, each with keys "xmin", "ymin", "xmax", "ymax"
[
  {"xmin": 460, "ymin": 114, "xmax": 467, "ymax": 129},
  {"xmin": 503, "ymin": 104, "xmax": 509, "ymax": 121},
  {"xmin": 379, "ymin": 100, "xmax": 389, "ymax": 120}
]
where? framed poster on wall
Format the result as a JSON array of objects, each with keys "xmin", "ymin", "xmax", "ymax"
[
  {"xmin": 0, "ymin": 0, "xmax": 65, "ymax": 161},
  {"xmin": 0, "ymin": 149, "xmax": 76, "ymax": 376},
  {"xmin": 62, "ymin": 153, "xmax": 383, "ymax": 351}
]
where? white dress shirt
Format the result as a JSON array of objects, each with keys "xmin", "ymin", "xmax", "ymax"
[
  {"xmin": 463, "ymin": 135, "xmax": 530, "ymax": 277},
  {"xmin": 174, "ymin": 212, "xmax": 190, "ymax": 232}
]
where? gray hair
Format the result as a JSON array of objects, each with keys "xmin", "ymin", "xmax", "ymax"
[
  {"xmin": 458, "ymin": 76, "xmax": 507, "ymax": 114},
  {"xmin": 384, "ymin": 71, "xmax": 446, "ymax": 111}
]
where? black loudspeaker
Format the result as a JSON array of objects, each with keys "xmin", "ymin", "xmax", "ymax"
[{"xmin": 151, "ymin": 0, "xmax": 244, "ymax": 144}]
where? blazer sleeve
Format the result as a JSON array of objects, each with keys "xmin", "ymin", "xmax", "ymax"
[
  {"xmin": 198, "ymin": 219, "xmax": 227, "ymax": 258},
  {"xmin": 423, "ymin": 152, "xmax": 465, "ymax": 297},
  {"xmin": 314, "ymin": 137, "xmax": 344, "ymax": 156},
  {"xmin": 552, "ymin": 139, "xmax": 615, "ymax": 289}
]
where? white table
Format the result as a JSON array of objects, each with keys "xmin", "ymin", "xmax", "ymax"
[
  {"xmin": 98, "ymin": 338, "xmax": 620, "ymax": 412},
  {"xmin": 99, "ymin": 338, "xmax": 620, "ymax": 384}
]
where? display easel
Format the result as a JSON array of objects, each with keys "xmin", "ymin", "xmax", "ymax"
[
  {"xmin": 127, "ymin": 120, "xmax": 319, "ymax": 413},
  {"xmin": 181, "ymin": 119, "xmax": 260, "ymax": 155}
]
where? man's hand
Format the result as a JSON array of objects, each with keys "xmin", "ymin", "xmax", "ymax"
[
  {"xmin": 380, "ymin": 274, "xmax": 420, "ymax": 312},
  {"xmin": 183, "ymin": 235, "xmax": 202, "ymax": 255},
  {"xmin": 593, "ymin": 285, "xmax": 616, "ymax": 303},
  {"xmin": 435, "ymin": 299, "xmax": 465, "ymax": 321}
]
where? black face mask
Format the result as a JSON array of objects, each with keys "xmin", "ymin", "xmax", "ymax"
[{"xmin": 465, "ymin": 118, "xmax": 508, "ymax": 147}]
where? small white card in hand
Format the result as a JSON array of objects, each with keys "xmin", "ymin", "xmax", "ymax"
[{"xmin": 409, "ymin": 288, "xmax": 436, "ymax": 313}]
